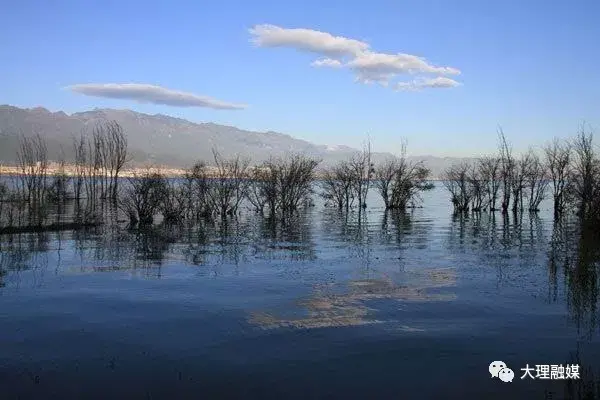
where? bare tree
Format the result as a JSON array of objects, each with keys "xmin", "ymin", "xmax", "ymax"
[
  {"xmin": 105, "ymin": 121, "xmax": 128, "ymax": 202},
  {"xmin": 118, "ymin": 168, "xmax": 166, "ymax": 225},
  {"xmin": 373, "ymin": 157, "xmax": 399, "ymax": 210},
  {"xmin": 544, "ymin": 138, "xmax": 571, "ymax": 217},
  {"xmin": 182, "ymin": 161, "xmax": 211, "ymax": 219},
  {"xmin": 277, "ymin": 154, "xmax": 320, "ymax": 215},
  {"xmin": 320, "ymin": 161, "xmax": 355, "ymax": 211},
  {"xmin": 82, "ymin": 131, "xmax": 103, "ymax": 219},
  {"xmin": 388, "ymin": 155, "xmax": 433, "ymax": 210},
  {"xmin": 0, "ymin": 182, "xmax": 7, "ymax": 228},
  {"xmin": 498, "ymin": 128, "xmax": 514, "ymax": 213},
  {"xmin": 247, "ymin": 163, "xmax": 276, "ymax": 214},
  {"xmin": 72, "ymin": 134, "xmax": 87, "ymax": 202},
  {"xmin": 569, "ymin": 126, "xmax": 600, "ymax": 219},
  {"xmin": 49, "ymin": 147, "xmax": 71, "ymax": 204},
  {"xmin": 17, "ymin": 134, "xmax": 49, "ymax": 225},
  {"xmin": 348, "ymin": 139, "xmax": 374, "ymax": 217},
  {"xmin": 92, "ymin": 125, "xmax": 108, "ymax": 199},
  {"xmin": 205, "ymin": 149, "xmax": 251, "ymax": 218},
  {"xmin": 442, "ymin": 162, "xmax": 472, "ymax": 213},
  {"xmin": 524, "ymin": 150, "xmax": 549, "ymax": 212},
  {"xmin": 479, "ymin": 156, "xmax": 501, "ymax": 211},
  {"xmin": 158, "ymin": 178, "xmax": 187, "ymax": 224},
  {"xmin": 246, "ymin": 154, "xmax": 319, "ymax": 217},
  {"xmin": 468, "ymin": 163, "xmax": 485, "ymax": 212},
  {"xmin": 511, "ymin": 151, "xmax": 533, "ymax": 213}
]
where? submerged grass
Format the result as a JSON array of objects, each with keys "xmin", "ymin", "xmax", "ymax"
[{"xmin": 248, "ymin": 267, "xmax": 456, "ymax": 330}]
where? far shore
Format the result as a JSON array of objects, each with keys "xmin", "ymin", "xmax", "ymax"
[
  {"xmin": 0, "ymin": 162, "xmax": 200, "ymax": 179},
  {"xmin": 0, "ymin": 162, "xmax": 443, "ymax": 181}
]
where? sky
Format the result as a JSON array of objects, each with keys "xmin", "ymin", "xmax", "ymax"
[{"xmin": 1, "ymin": 0, "xmax": 599, "ymax": 157}]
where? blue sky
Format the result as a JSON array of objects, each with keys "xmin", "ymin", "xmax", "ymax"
[{"xmin": 1, "ymin": 0, "xmax": 598, "ymax": 156}]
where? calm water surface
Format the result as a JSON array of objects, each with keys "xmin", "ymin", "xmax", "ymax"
[{"xmin": 1, "ymin": 187, "xmax": 599, "ymax": 399}]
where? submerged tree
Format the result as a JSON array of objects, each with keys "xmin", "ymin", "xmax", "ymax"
[
  {"xmin": 72, "ymin": 133, "xmax": 87, "ymax": 202},
  {"xmin": 498, "ymin": 128, "xmax": 514, "ymax": 213},
  {"xmin": 479, "ymin": 156, "xmax": 501, "ymax": 211},
  {"xmin": 247, "ymin": 154, "xmax": 320, "ymax": 217},
  {"xmin": 158, "ymin": 178, "xmax": 188, "ymax": 224},
  {"xmin": 388, "ymin": 149, "xmax": 433, "ymax": 210},
  {"xmin": 348, "ymin": 140, "xmax": 374, "ymax": 215},
  {"xmin": 92, "ymin": 120, "xmax": 129, "ymax": 202},
  {"xmin": 511, "ymin": 151, "xmax": 533, "ymax": 213},
  {"xmin": 320, "ymin": 161, "xmax": 355, "ymax": 211},
  {"xmin": 569, "ymin": 126, "xmax": 600, "ymax": 220},
  {"xmin": 16, "ymin": 133, "xmax": 49, "ymax": 225},
  {"xmin": 442, "ymin": 162, "xmax": 472, "ymax": 213},
  {"xmin": 524, "ymin": 149, "xmax": 549, "ymax": 212},
  {"xmin": 118, "ymin": 168, "xmax": 166, "ymax": 226},
  {"xmin": 182, "ymin": 161, "xmax": 211, "ymax": 220},
  {"xmin": 276, "ymin": 154, "xmax": 320, "ymax": 215},
  {"xmin": 544, "ymin": 138, "xmax": 571, "ymax": 217},
  {"xmin": 373, "ymin": 157, "xmax": 399, "ymax": 210},
  {"xmin": 48, "ymin": 149, "xmax": 71, "ymax": 204},
  {"xmin": 467, "ymin": 162, "xmax": 485, "ymax": 212},
  {"xmin": 205, "ymin": 149, "xmax": 251, "ymax": 218}
]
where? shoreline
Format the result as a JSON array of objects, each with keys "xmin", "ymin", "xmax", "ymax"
[{"xmin": 0, "ymin": 163, "xmax": 443, "ymax": 181}]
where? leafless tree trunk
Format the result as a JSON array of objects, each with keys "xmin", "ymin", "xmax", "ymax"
[
  {"xmin": 442, "ymin": 162, "xmax": 472, "ymax": 213},
  {"xmin": 49, "ymin": 147, "xmax": 71, "ymax": 204},
  {"xmin": 479, "ymin": 156, "xmax": 501, "ymax": 211},
  {"xmin": 544, "ymin": 138, "xmax": 571, "ymax": 217},
  {"xmin": 569, "ymin": 126, "xmax": 599, "ymax": 219},
  {"xmin": 80, "ymin": 132, "xmax": 103, "ymax": 222},
  {"xmin": 468, "ymin": 163, "xmax": 485, "ymax": 212},
  {"xmin": 524, "ymin": 150, "xmax": 548, "ymax": 212},
  {"xmin": 247, "ymin": 164, "xmax": 274, "ymax": 214},
  {"xmin": 105, "ymin": 121, "xmax": 128, "ymax": 202},
  {"xmin": 16, "ymin": 134, "xmax": 49, "ymax": 225},
  {"xmin": 72, "ymin": 134, "xmax": 87, "ymax": 202},
  {"xmin": 347, "ymin": 139, "xmax": 373, "ymax": 219},
  {"xmin": 320, "ymin": 161, "xmax": 355, "ymax": 211},
  {"xmin": 511, "ymin": 151, "xmax": 532, "ymax": 213},
  {"xmin": 158, "ymin": 178, "xmax": 187, "ymax": 224},
  {"xmin": 118, "ymin": 167, "xmax": 166, "ymax": 226},
  {"xmin": 498, "ymin": 129, "xmax": 514, "ymax": 214},
  {"xmin": 277, "ymin": 154, "xmax": 320, "ymax": 215},
  {"xmin": 387, "ymin": 146, "xmax": 433, "ymax": 211},
  {"xmin": 205, "ymin": 149, "xmax": 251, "ymax": 218},
  {"xmin": 373, "ymin": 157, "xmax": 399, "ymax": 210},
  {"xmin": 183, "ymin": 161, "xmax": 210, "ymax": 220}
]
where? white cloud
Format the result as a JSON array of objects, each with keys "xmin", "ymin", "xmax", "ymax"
[
  {"xmin": 394, "ymin": 77, "xmax": 461, "ymax": 91},
  {"xmin": 67, "ymin": 83, "xmax": 247, "ymax": 110},
  {"xmin": 311, "ymin": 58, "xmax": 343, "ymax": 68},
  {"xmin": 349, "ymin": 52, "xmax": 460, "ymax": 81},
  {"xmin": 249, "ymin": 24, "xmax": 368, "ymax": 58},
  {"xmin": 249, "ymin": 24, "xmax": 461, "ymax": 91}
]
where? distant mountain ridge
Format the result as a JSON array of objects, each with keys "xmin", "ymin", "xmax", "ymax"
[{"xmin": 0, "ymin": 105, "xmax": 473, "ymax": 177}]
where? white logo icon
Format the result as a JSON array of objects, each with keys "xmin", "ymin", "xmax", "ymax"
[
  {"xmin": 498, "ymin": 367, "xmax": 515, "ymax": 382},
  {"xmin": 489, "ymin": 361, "xmax": 507, "ymax": 378}
]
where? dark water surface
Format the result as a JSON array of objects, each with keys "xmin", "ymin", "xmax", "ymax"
[{"xmin": 1, "ymin": 188, "xmax": 599, "ymax": 399}]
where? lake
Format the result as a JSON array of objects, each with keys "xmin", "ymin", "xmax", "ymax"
[{"xmin": 1, "ymin": 186, "xmax": 599, "ymax": 399}]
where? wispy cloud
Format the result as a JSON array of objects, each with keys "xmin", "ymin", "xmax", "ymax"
[
  {"xmin": 67, "ymin": 83, "xmax": 247, "ymax": 110},
  {"xmin": 249, "ymin": 24, "xmax": 368, "ymax": 58},
  {"xmin": 249, "ymin": 24, "xmax": 461, "ymax": 91},
  {"xmin": 394, "ymin": 77, "xmax": 461, "ymax": 91},
  {"xmin": 311, "ymin": 58, "xmax": 343, "ymax": 68}
]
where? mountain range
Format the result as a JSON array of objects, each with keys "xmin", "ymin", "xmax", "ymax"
[{"xmin": 0, "ymin": 105, "xmax": 471, "ymax": 177}]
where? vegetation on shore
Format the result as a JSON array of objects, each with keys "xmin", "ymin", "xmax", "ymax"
[
  {"xmin": 441, "ymin": 125, "xmax": 600, "ymax": 221},
  {"xmin": 0, "ymin": 120, "xmax": 598, "ymax": 234}
]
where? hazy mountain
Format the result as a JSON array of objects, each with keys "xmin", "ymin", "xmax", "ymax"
[{"xmin": 0, "ymin": 105, "xmax": 473, "ymax": 177}]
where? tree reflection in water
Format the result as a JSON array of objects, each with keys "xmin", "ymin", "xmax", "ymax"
[{"xmin": 548, "ymin": 219, "xmax": 600, "ymax": 399}]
